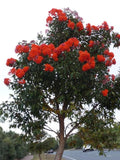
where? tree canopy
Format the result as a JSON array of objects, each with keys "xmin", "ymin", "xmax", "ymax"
[
  {"xmin": 0, "ymin": 127, "xmax": 28, "ymax": 160},
  {"xmin": 1, "ymin": 8, "xmax": 120, "ymax": 160}
]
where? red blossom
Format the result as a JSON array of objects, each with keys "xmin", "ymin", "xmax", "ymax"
[
  {"xmin": 46, "ymin": 16, "xmax": 53, "ymax": 24},
  {"xmin": 88, "ymin": 57, "xmax": 95, "ymax": 69},
  {"xmin": 23, "ymin": 66, "xmax": 30, "ymax": 72},
  {"xmin": 105, "ymin": 59, "xmax": 112, "ymax": 66},
  {"xmin": 6, "ymin": 58, "xmax": 16, "ymax": 67},
  {"xmin": 15, "ymin": 45, "xmax": 23, "ymax": 53},
  {"xmin": 108, "ymin": 52, "xmax": 114, "ymax": 58},
  {"xmin": 76, "ymin": 21, "xmax": 84, "ymax": 31},
  {"xmin": 91, "ymin": 25, "xmax": 99, "ymax": 30},
  {"xmin": 48, "ymin": 8, "xmax": 67, "ymax": 22},
  {"xmin": 33, "ymin": 56, "xmax": 44, "ymax": 64},
  {"xmin": 15, "ymin": 45, "xmax": 29, "ymax": 53},
  {"xmin": 78, "ymin": 50, "xmax": 90, "ymax": 62},
  {"xmin": 82, "ymin": 63, "xmax": 91, "ymax": 71},
  {"xmin": 27, "ymin": 44, "xmax": 40, "ymax": 61},
  {"xmin": 104, "ymin": 49, "xmax": 109, "ymax": 55},
  {"xmin": 52, "ymin": 53, "xmax": 58, "ymax": 61},
  {"xmin": 86, "ymin": 23, "xmax": 91, "ymax": 35},
  {"xmin": 8, "ymin": 68, "xmax": 16, "ymax": 75},
  {"xmin": 102, "ymin": 21, "xmax": 109, "ymax": 30},
  {"xmin": 101, "ymin": 89, "xmax": 108, "ymax": 96},
  {"xmin": 67, "ymin": 38, "xmax": 79, "ymax": 47},
  {"xmin": 18, "ymin": 79, "xmax": 26, "ymax": 84},
  {"xmin": 112, "ymin": 58, "xmax": 116, "ymax": 65},
  {"xmin": 15, "ymin": 68, "xmax": 25, "ymax": 78},
  {"xmin": 88, "ymin": 40, "xmax": 94, "ymax": 48},
  {"xmin": 97, "ymin": 55, "xmax": 105, "ymax": 62},
  {"xmin": 116, "ymin": 34, "xmax": 120, "ymax": 39},
  {"xmin": 48, "ymin": 43, "xmax": 55, "ymax": 51},
  {"xmin": 111, "ymin": 74, "xmax": 115, "ymax": 81},
  {"xmin": 4, "ymin": 78, "xmax": 10, "ymax": 86},
  {"xmin": 44, "ymin": 64, "xmax": 54, "ymax": 72},
  {"xmin": 58, "ymin": 12, "xmax": 67, "ymax": 21},
  {"xmin": 67, "ymin": 20, "xmax": 75, "ymax": 30},
  {"xmin": 23, "ymin": 45, "xmax": 30, "ymax": 53},
  {"xmin": 49, "ymin": 8, "xmax": 58, "ymax": 16}
]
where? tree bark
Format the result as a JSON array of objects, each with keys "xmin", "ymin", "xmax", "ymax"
[
  {"xmin": 54, "ymin": 115, "xmax": 66, "ymax": 160},
  {"xmin": 39, "ymin": 153, "xmax": 42, "ymax": 160}
]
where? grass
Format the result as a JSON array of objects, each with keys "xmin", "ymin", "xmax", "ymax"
[{"xmin": 32, "ymin": 153, "xmax": 65, "ymax": 160}]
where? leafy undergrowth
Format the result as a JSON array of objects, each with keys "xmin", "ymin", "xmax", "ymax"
[{"xmin": 32, "ymin": 153, "xmax": 65, "ymax": 160}]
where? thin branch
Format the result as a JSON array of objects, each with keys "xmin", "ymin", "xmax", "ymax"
[
  {"xmin": 65, "ymin": 123, "xmax": 79, "ymax": 139},
  {"xmin": 44, "ymin": 125, "xmax": 58, "ymax": 135}
]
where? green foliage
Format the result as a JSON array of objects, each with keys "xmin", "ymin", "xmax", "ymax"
[
  {"xmin": 42, "ymin": 137, "xmax": 58, "ymax": 151},
  {"xmin": 0, "ymin": 128, "xmax": 28, "ymax": 160},
  {"xmin": 79, "ymin": 112, "xmax": 120, "ymax": 154},
  {"xmin": 65, "ymin": 133, "xmax": 83, "ymax": 149},
  {"xmin": 29, "ymin": 136, "xmax": 58, "ymax": 157}
]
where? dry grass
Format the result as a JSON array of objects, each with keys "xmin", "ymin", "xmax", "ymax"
[{"xmin": 32, "ymin": 153, "xmax": 65, "ymax": 160}]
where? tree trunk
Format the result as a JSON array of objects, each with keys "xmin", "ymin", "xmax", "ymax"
[
  {"xmin": 54, "ymin": 115, "xmax": 66, "ymax": 160},
  {"xmin": 39, "ymin": 153, "xmax": 42, "ymax": 160}
]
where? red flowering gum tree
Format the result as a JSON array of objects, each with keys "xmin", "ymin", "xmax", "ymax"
[{"xmin": 1, "ymin": 8, "xmax": 120, "ymax": 160}]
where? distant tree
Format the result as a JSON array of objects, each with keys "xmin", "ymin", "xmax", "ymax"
[
  {"xmin": 42, "ymin": 137, "xmax": 58, "ymax": 151},
  {"xmin": 28, "ymin": 130, "xmax": 47, "ymax": 160},
  {"xmin": 0, "ymin": 127, "xmax": 5, "ymax": 160},
  {"xmin": 3, "ymin": 137, "xmax": 16, "ymax": 160},
  {"xmin": 1, "ymin": 8, "xmax": 120, "ymax": 160},
  {"xmin": 0, "ymin": 129, "xmax": 28, "ymax": 160},
  {"xmin": 79, "ymin": 111, "xmax": 120, "ymax": 154}
]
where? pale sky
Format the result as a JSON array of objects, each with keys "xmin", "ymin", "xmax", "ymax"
[{"xmin": 0, "ymin": 0, "xmax": 120, "ymax": 132}]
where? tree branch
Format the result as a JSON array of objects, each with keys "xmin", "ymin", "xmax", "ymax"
[
  {"xmin": 44, "ymin": 125, "xmax": 58, "ymax": 136},
  {"xmin": 65, "ymin": 123, "xmax": 79, "ymax": 139}
]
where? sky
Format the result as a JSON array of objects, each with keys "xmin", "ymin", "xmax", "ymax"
[{"xmin": 0, "ymin": 0, "xmax": 120, "ymax": 133}]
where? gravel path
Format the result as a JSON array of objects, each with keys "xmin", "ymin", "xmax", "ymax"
[{"xmin": 21, "ymin": 155, "xmax": 33, "ymax": 160}]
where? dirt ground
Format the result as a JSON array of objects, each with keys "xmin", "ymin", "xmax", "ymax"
[{"xmin": 21, "ymin": 155, "xmax": 33, "ymax": 160}]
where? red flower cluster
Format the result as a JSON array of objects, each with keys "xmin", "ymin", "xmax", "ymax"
[
  {"xmin": 67, "ymin": 20, "xmax": 75, "ymax": 30},
  {"xmin": 91, "ymin": 25, "xmax": 99, "ymax": 31},
  {"xmin": 116, "ymin": 34, "xmax": 120, "ymax": 39},
  {"xmin": 78, "ymin": 51, "xmax": 90, "ymax": 62},
  {"xmin": 44, "ymin": 64, "xmax": 54, "ymax": 72},
  {"xmin": 97, "ymin": 55, "xmax": 105, "ymax": 62},
  {"xmin": 103, "ymin": 49, "xmax": 116, "ymax": 66},
  {"xmin": 8, "ymin": 68, "xmax": 16, "ymax": 75},
  {"xmin": 86, "ymin": 23, "xmax": 91, "ymax": 35},
  {"xmin": 18, "ymin": 79, "xmax": 26, "ymax": 84},
  {"xmin": 48, "ymin": 8, "xmax": 67, "ymax": 22},
  {"xmin": 52, "ymin": 53, "xmax": 58, "ymax": 61},
  {"xmin": 46, "ymin": 16, "xmax": 53, "ymax": 24},
  {"xmin": 88, "ymin": 40, "xmax": 94, "ymax": 48},
  {"xmin": 111, "ymin": 74, "xmax": 115, "ymax": 81},
  {"xmin": 55, "ymin": 37, "xmax": 79, "ymax": 55},
  {"xmin": 27, "ymin": 43, "xmax": 54, "ymax": 63},
  {"xmin": 76, "ymin": 21, "xmax": 84, "ymax": 31},
  {"xmin": 101, "ymin": 21, "xmax": 109, "ymax": 30},
  {"xmin": 28, "ymin": 37, "xmax": 79, "ymax": 64},
  {"xmin": 6, "ymin": 58, "xmax": 16, "ymax": 67},
  {"xmin": 15, "ymin": 45, "xmax": 29, "ymax": 53},
  {"xmin": 78, "ymin": 50, "xmax": 95, "ymax": 71},
  {"xmin": 15, "ymin": 66, "xmax": 29, "ymax": 79},
  {"xmin": 67, "ymin": 20, "xmax": 84, "ymax": 32},
  {"xmin": 101, "ymin": 89, "xmax": 108, "ymax": 96},
  {"xmin": 23, "ymin": 66, "xmax": 30, "ymax": 72},
  {"xmin": 15, "ymin": 69, "xmax": 26, "ymax": 78},
  {"xmin": 4, "ymin": 78, "xmax": 10, "ymax": 86}
]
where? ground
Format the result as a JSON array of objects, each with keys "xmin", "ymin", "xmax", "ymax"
[{"xmin": 21, "ymin": 155, "xmax": 33, "ymax": 160}]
